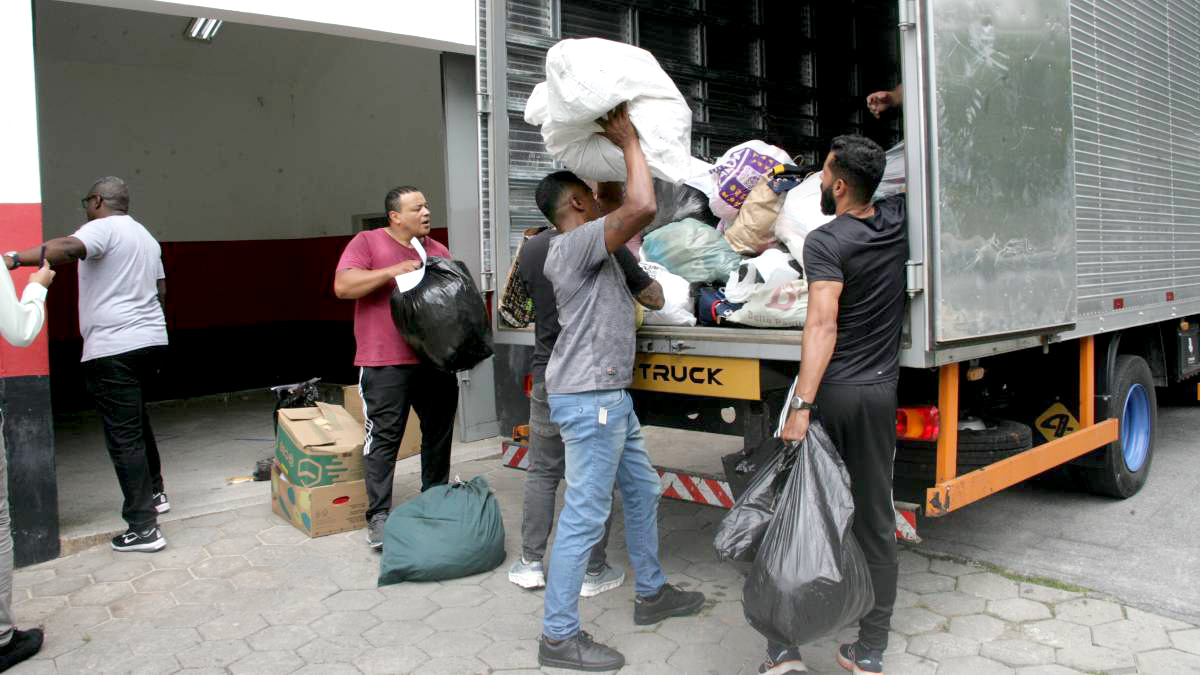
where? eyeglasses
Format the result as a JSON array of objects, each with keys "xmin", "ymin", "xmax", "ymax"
[{"xmin": 80, "ymin": 194, "xmax": 100, "ymax": 208}]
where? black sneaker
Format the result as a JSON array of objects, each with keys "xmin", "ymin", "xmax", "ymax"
[
  {"xmin": 366, "ymin": 512, "xmax": 387, "ymax": 550},
  {"xmin": 538, "ymin": 631, "xmax": 624, "ymax": 672},
  {"xmin": 836, "ymin": 642, "xmax": 883, "ymax": 674},
  {"xmin": 153, "ymin": 491, "xmax": 170, "ymax": 514},
  {"xmin": 0, "ymin": 627, "xmax": 44, "ymax": 671},
  {"xmin": 759, "ymin": 646, "xmax": 807, "ymax": 674},
  {"xmin": 111, "ymin": 527, "xmax": 166, "ymax": 552},
  {"xmin": 633, "ymin": 583, "xmax": 705, "ymax": 625}
]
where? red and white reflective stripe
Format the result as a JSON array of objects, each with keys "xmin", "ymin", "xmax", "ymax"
[
  {"xmin": 895, "ymin": 509, "xmax": 921, "ymax": 544},
  {"xmin": 657, "ymin": 468, "xmax": 734, "ymax": 509},
  {"xmin": 498, "ymin": 442, "xmax": 921, "ymax": 543},
  {"xmin": 501, "ymin": 441, "xmax": 530, "ymax": 470}
]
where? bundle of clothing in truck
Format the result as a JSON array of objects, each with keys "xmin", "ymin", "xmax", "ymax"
[{"xmin": 503, "ymin": 36, "xmax": 904, "ymax": 331}]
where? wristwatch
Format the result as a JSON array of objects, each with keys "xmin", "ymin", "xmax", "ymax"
[
  {"xmin": 789, "ymin": 395, "xmax": 815, "ymax": 411},
  {"xmin": 4, "ymin": 252, "xmax": 18, "ymax": 270}
]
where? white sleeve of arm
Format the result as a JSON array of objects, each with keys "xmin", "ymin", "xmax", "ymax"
[{"xmin": 0, "ymin": 268, "xmax": 47, "ymax": 347}]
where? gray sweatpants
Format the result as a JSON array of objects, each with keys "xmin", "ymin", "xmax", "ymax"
[
  {"xmin": 0, "ymin": 415, "xmax": 15, "ymax": 646},
  {"xmin": 522, "ymin": 382, "xmax": 612, "ymax": 572}
]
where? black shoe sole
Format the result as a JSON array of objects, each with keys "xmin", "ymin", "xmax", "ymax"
[
  {"xmin": 538, "ymin": 654, "xmax": 625, "ymax": 672},
  {"xmin": 634, "ymin": 593, "xmax": 706, "ymax": 625}
]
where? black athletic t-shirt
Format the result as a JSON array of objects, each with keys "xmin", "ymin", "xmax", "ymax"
[
  {"xmin": 518, "ymin": 227, "xmax": 653, "ymax": 383},
  {"xmin": 802, "ymin": 193, "xmax": 908, "ymax": 384}
]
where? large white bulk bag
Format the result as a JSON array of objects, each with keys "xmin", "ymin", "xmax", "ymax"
[{"xmin": 524, "ymin": 38, "xmax": 711, "ymax": 183}]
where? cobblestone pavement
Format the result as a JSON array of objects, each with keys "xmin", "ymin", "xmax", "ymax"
[{"xmin": 9, "ymin": 458, "xmax": 1200, "ymax": 674}]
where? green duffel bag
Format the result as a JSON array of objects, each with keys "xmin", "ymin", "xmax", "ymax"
[{"xmin": 378, "ymin": 475, "xmax": 506, "ymax": 585}]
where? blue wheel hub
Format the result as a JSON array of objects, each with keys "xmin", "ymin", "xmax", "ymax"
[{"xmin": 1119, "ymin": 383, "xmax": 1151, "ymax": 472}]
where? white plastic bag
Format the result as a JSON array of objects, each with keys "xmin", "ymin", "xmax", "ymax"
[
  {"xmin": 524, "ymin": 38, "xmax": 712, "ymax": 183},
  {"xmin": 727, "ymin": 279, "xmax": 808, "ymax": 328},
  {"xmin": 724, "ymin": 248, "xmax": 800, "ymax": 304},
  {"xmin": 638, "ymin": 262, "xmax": 696, "ymax": 327},
  {"xmin": 872, "ymin": 141, "xmax": 906, "ymax": 202},
  {"xmin": 774, "ymin": 173, "xmax": 835, "ymax": 265},
  {"xmin": 708, "ymin": 141, "xmax": 792, "ymax": 223}
]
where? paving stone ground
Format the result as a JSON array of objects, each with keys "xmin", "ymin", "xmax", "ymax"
[{"xmin": 10, "ymin": 458, "xmax": 1200, "ymax": 674}]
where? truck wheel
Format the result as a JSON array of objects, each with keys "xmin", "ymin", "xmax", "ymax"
[
  {"xmin": 893, "ymin": 419, "xmax": 1032, "ymax": 480},
  {"xmin": 1083, "ymin": 354, "xmax": 1156, "ymax": 498}
]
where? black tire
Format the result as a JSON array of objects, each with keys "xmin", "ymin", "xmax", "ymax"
[
  {"xmin": 1081, "ymin": 354, "xmax": 1156, "ymax": 498},
  {"xmin": 893, "ymin": 419, "xmax": 1032, "ymax": 481}
]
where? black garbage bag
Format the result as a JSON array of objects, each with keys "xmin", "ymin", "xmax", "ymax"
[
  {"xmin": 390, "ymin": 257, "xmax": 494, "ymax": 372},
  {"xmin": 714, "ymin": 439, "xmax": 794, "ymax": 562},
  {"xmin": 743, "ymin": 421, "xmax": 875, "ymax": 646},
  {"xmin": 256, "ymin": 378, "xmax": 323, "ymax": 481}
]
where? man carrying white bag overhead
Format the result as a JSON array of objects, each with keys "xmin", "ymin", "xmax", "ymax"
[{"xmin": 524, "ymin": 37, "xmax": 712, "ymax": 183}]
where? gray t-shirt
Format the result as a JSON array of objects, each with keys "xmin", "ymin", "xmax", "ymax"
[
  {"xmin": 544, "ymin": 218, "xmax": 635, "ymax": 394},
  {"xmin": 72, "ymin": 215, "xmax": 168, "ymax": 362}
]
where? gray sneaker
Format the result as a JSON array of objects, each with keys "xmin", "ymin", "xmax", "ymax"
[
  {"xmin": 366, "ymin": 512, "xmax": 387, "ymax": 550},
  {"xmin": 580, "ymin": 563, "xmax": 625, "ymax": 598},
  {"xmin": 508, "ymin": 556, "xmax": 546, "ymax": 589}
]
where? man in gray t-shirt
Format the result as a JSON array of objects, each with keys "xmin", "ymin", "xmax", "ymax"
[{"xmin": 534, "ymin": 106, "xmax": 705, "ymax": 673}]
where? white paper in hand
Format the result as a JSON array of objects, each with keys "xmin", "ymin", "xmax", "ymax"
[{"xmin": 394, "ymin": 237, "xmax": 427, "ymax": 293}]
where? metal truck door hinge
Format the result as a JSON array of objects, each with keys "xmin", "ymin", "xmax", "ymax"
[
  {"xmin": 899, "ymin": 0, "xmax": 917, "ymax": 30},
  {"xmin": 476, "ymin": 92, "xmax": 490, "ymax": 115},
  {"xmin": 905, "ymin": 261, "xmax": 924, "ymax": 297}
]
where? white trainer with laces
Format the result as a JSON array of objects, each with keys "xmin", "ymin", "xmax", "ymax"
[
  {"xmin": 580, "ymin": 563, "xmax": 625, "ymax": 597},
  {"xmin": 508, "ymin": 557, "xmax": 546, "ymax": 589}
]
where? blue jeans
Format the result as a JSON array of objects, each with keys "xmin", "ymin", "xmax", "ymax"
[{"xmin": 543, "ymin": 389, "xmax": 668, "ymax": 640}]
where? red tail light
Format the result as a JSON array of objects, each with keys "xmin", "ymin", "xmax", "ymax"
[
  {"xmin": 523, "ymin": 374, "xmax": 533, "ymax": 398},
  {"xmin": 897, "ymin": 406, "xmax": 940, "ymax": 441}
]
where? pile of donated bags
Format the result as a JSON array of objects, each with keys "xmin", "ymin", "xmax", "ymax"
[{"xmin": 507, "ymin": 38, "xmax": 903, "ymax": 330}]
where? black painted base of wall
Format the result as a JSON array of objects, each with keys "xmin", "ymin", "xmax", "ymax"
[
  {"xmin": 1, "ymin": 375, "xmax": 60, "ymax": 566},
  {"xmin": 50, "ymin": 321, "xmax": 359, "ymax": 412}
]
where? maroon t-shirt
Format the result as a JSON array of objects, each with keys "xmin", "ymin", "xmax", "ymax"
[{"xmin": 336, "ymin": 229, "xmax": 452, "ymax": 367}]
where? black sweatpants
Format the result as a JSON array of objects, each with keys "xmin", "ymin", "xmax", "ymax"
[
  {"xmin": 82, "ymin": 346, "xmax": 166, "ymax": 532},
  {"xmin": 359, "ymin": 364, "xmax": 459, "ymax": 520},
  {"xmin": 817, "ymin": 380, "xmax": 899, "ymax": 651}
]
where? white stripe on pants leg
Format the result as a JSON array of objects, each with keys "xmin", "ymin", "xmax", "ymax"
[{"xmin": 359, "ymin": 367, "xmax": 375, "ymax": 456}]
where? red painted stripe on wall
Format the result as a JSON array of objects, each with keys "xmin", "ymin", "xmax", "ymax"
[
  {"xmin": 47, "ymin": 228, "xmax": 451, "ymax": 340},
  {"xmin": 0, "ymin": 203, "xmax": 49, "ymax": 378}
]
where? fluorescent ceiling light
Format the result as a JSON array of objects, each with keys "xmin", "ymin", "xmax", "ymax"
[{"xmin": 185, "ymin": 17, "xmax": 222, "ymax": 42}]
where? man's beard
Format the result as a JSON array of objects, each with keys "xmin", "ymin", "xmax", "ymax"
[{"xmin": 820, "ymin": 185, "xmax": 837, "ymax": 216}]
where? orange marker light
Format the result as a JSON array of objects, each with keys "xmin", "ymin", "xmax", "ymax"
[{"xmin": 897, "ymin": 406, "xmax": 940, "ymax": 441}]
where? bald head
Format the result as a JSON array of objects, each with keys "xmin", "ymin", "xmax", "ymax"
[{"xmin": 88, "ymin": 176, "xmax": 130, "ymax": 214}]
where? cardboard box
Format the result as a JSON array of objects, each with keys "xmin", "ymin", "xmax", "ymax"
[
  {"xmin": 271, "ymin": 461, "xmax": 367, "ymax": 537},
  {"xmin": 342, "ymin": 385, "xmax": 422, "ymax": 461},
  {"xmin": 275, "ymin": 402, "xmax": 364, "ymax": 488}
]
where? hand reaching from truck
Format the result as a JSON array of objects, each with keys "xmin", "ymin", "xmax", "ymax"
[{"xmin": 866, "ymin": 84, "xmax": 903, "ymax": 119}]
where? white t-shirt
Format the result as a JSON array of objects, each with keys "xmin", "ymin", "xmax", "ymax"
[{"xmin": 72, "ymin": 215, "xmax": 168, "ymax": 362}]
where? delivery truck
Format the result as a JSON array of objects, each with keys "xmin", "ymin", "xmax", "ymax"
[{"xmin": 475, "ymin": 0, "xmax": 1200, "ymax": 528}]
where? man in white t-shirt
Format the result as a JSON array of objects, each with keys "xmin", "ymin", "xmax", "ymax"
[{"xmin": 8, "ymin": 177, "xmax": 170, "ymax": 553}]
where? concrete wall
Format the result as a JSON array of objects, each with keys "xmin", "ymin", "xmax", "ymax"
[
  {"xmin": 55, "ymin": 0, "xmax": 476, "ymax": 53},
  {"xmin": 36, "ymin": 0, "xmax": 449, "ymax": 242}
]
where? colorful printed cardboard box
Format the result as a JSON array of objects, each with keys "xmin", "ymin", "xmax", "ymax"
[
  {"xmin": 270, "ymin": 461, "xmax": 367, "ymax": 537},
  {"xmin": 275, "ymin": 402, "xmax": 364, "ymax": 488}
]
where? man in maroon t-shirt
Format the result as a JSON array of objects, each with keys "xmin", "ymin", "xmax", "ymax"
[{"xmin": 334, "ymin": 186, "xmax": 459, "ymax": 549}]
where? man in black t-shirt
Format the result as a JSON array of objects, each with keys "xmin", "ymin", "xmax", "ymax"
[
  {"xmin": 507, "ymin": 179, "xmax": 664, "ymax": 597},
  {"xmin": 761, "ymin": 135, "xmax": 907, "ymax": 675}
]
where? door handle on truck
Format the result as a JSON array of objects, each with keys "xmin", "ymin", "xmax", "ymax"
[{"xmin": 670, "ymin": 340, "xmax": 695, "ymax": 353}]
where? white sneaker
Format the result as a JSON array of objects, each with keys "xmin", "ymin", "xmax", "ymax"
[
  {"xmin": 580, "ymin": 563, "xmax": 625, "ymax": 598},
  {"xmin": 508, "ymin": 557, "xmax": 546, "ymax": 589}
]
